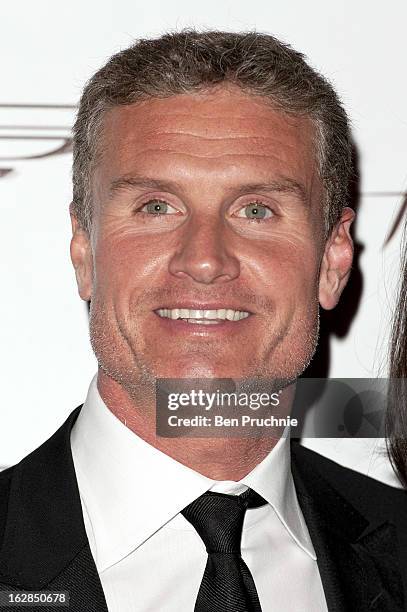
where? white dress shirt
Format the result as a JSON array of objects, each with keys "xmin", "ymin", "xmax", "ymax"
[{"xmin": 70, "ymin": 375, "xmax": 328, "ymax": 612}]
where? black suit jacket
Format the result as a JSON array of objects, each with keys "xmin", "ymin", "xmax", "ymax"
[{"xmin": 0, "ymin": 406, "xmax": 406, "ymax": 611}]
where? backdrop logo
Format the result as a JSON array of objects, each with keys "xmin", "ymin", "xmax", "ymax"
[{"xmin": 0, "ymin": 103, "xmax": 76, "ymax": 176}]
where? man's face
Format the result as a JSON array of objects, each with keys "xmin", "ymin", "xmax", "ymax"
[{"xmin": 71, "ymin": 87, "xmax": 353, "ymax": 391}]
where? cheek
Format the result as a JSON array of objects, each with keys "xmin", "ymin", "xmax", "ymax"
[
  {"xmin": 245, "ymin": 233, "xmax": 321, "ymax": 297},
  {"xmin": 92, "ymin": 232, "xmax": 161, "ymax": 295}
]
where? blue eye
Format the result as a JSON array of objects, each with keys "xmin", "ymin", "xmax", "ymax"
[
  {"xmin": 142, "ymin": 199, "xmax": 170, "ymax": 214},
  {"xmin": 237, "ymin": 202, "xmax": 273, "ymax": 220}
]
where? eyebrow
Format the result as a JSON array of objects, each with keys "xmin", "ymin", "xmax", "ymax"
[
  {"xmin": 109, "ymin": 174, "xmax": 309, "ymax": 206},
  {"xmin": 232, "ymin": 180, "xmax": 308, "ymax": 206},
  {"xmin": 109, "ymin": 175, "xmax": 183, "ymax": 198}
]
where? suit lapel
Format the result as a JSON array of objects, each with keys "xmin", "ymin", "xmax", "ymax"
[
  {"xmin": 291, "ymin": 442, "xmax": 405, "ymax": 611},
  {"xmin": 0, "ymin": 406, "xmax": 108, "ymax": 612}
]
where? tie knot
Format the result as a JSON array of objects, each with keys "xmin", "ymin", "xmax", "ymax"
[{"xmin": 181, "ymin": 488, "xmax": 267, "ymax": 555}]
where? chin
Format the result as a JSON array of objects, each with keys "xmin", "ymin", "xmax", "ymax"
[{"xmin": 153, "ymin": 361, "xmax": 241, "ymax": 380}]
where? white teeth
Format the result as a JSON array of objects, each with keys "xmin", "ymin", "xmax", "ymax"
[
  {"xmin": 204, "ymin": 309, "xmax": 217, "ymax": 319},
  {"xmin": 156, "ymin": 308, "xmax": 250, "ymax": 322},
  {"xmin": 186, "ymin": 319, "xmax": 219, "ymax": 325},
  {"xmin": 226, "ymin": 309, "xmax": 235, "ymax": 321}
]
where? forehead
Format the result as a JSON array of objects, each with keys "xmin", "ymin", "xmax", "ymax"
[{"xmin": 96, "ymin": 87, "xmax": 319, "ymax": 193}]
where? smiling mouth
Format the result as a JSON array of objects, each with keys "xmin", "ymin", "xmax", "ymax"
[{"xmin": 155, "ymin": 308, "xmax": 251, "ymax": 325}]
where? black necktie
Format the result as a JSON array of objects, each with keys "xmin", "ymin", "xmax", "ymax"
[{"xmin": 181, "ymin": 488, "xmax": 267, "ymax": 612}]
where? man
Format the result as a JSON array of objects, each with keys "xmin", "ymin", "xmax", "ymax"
[{"xmin": 0, "ymin": 30, "xmax": 406, "ymax": 612}]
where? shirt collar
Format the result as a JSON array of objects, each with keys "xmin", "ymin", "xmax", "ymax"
[
  {"xmin": 239, "ymin": 428, "xmax": 316, "ymax": 559},
  {"xmin": 70, "ymin": 375, "xmax": 316, "ymax": 572}
]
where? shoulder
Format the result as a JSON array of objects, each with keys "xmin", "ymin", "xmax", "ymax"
[
  {"xmin": 291, "ymin": 440, "xmax": 407, "ymax": 521},
  {"xmin": 0, "ymin": 406, "xmax": 83, "ymax": 552},
  {"xmin": 0, "ymin": 466, "xmax": 12, "ymax": 548}
]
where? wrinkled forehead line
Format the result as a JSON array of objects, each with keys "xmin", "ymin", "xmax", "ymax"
[
  {"xmin": 90, "ymin": 85, "xmax": 323, "ymax": 218},
  {"xmin": 86, "ymin": 87, "xmax": 327, "ymax": 245},
  {"xmin": 97, "ymin": 84, "xmax": 318, "ymax": 154}
]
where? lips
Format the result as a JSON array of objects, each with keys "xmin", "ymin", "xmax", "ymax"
[{"xmin": 155, "ymin": 307, "xmax": 250, "ymax": 324}]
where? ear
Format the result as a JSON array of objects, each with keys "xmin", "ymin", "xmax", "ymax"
[
  {"xmin": 318, "ymin": 207, "xmax": 355, "ymax": 310},
  {"xmin": 69, "ymin": 204, "xmax": 93, "ymax": 301}
]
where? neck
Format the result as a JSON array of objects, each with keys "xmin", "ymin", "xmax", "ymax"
[{"xmin": 97, "ymin": 369, "xmax": 294, "ymax": 480}]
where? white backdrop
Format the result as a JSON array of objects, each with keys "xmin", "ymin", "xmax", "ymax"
[{"xmin": 1, "ymin": 1, "xmax": 406, "ymax": 484}]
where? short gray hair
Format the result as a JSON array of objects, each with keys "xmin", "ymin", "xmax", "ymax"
[{"xmin": 72, "ymin": 30, "xmax": 352, "ymax": 234}]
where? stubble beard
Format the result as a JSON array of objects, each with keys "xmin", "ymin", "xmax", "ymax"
[
  {"xmin": 89, "ymin": 298, "xmax": 157, "ymax": 407},
  {"xmin": 88, "ymin": 295, "xmax": 320, "ymax": 407}
]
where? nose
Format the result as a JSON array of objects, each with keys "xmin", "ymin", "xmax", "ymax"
[{"xmin": 168, "ymin": 215, "xmax": 240, "ymax": 285}]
